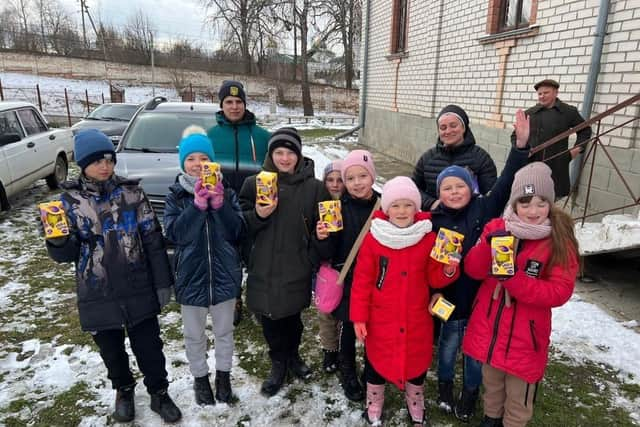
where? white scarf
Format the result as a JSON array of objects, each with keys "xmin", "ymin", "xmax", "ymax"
[{"xmin": 370, "ymin": 218, "xmax": 433, "ymax": 250}]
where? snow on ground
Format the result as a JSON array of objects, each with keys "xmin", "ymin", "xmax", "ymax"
[
  {"xmin": 0, "ymin": 72, "xmax": 357, "ymax": 129},
  {"xmin": 575, "ymin": 212, "xmax": 640, "ymax": 255}
]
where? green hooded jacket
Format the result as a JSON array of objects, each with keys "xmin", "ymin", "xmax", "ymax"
[
  {"xmin": 207, "ymin": 110, "xmax": 271, "ymax": 192},
  {"xmin": 239, "ymin": 155, "xmax": 331, "ymax": 320}
]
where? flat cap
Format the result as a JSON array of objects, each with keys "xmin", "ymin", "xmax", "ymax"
[{"xmin": 534, "ymin": 79, "xmax": 560, "ymax": 90}]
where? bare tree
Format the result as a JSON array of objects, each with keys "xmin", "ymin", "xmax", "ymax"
[
  {"xmin": 123, "ymin": 10, "xmax": 155, "ymax": 64},
  {"xmin": 6, "ymin": 0, "xmax": 39, "ymax": 51},
  {"xmin": 317, "ymin": 0, "xmax": 361, "ymax": 89},
  {"xmin": 201, "ymin": 0, "xmax": 273, "ymax": 75}
]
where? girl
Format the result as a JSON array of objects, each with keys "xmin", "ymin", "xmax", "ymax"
[
  {"xmin": 164, "ymin": 128, "xmax": 245, "ymax": 405},
  {"xmin": 350, "ymin": 176, "xmax": 459, "ymax": 426},
  {"xmin": 318, "ymin": 160, "xmax": 344, "ymax": 374},
  {"xmin": 239, "ymin": 127, "xmax": 330, "ymax": 397},
  {"xmin": 316, "ymin": 149, "xmax": 379, "ymax": 402},
  {"xmin": 462, "ymin": 162, "xmax": 578, "ymax": 427}
]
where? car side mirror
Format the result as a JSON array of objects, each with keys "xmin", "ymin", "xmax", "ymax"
[{"xmin": 0, "ymin": 133, "xmax": 21, "ymax": 146}]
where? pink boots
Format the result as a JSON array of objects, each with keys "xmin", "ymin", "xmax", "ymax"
[
  {"xmin": 405, "ymin": 382, "xmax": 426, "ymax": 425},
  {"xmin": 364, "ymin": 383, "xmax": 385, "ymax": 426}
]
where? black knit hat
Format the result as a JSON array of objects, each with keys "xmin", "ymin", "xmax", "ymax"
[
  {"xmin": 218, "ymin": 80, "xmax": 246, "ymax": 107},
  {"xmin": 268, "ymin": 127, "xmax": 302, "ymax": 158},
  {"xmin": 437, "ymin": 105, "xmax": 470, "ymax": 131}
]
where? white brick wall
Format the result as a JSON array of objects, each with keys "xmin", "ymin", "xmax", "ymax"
[{"xmin": 363, "ymin": 0, "xmax": 640, "ymax": 149}]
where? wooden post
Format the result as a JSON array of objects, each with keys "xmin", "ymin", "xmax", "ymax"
[
  {"xmin": 85, "ymin": 89, "xmax": 91, "ymax": 113},
  {"xmin": 36, "ymin": 84, "xmax": 42, "ymax": 112},
  {"xmin": 64, "ymin": 88, "xmax": 71, "ymax": 127},
  {"xmin": 101, "ymin": 92, "xmax": 105, "ymax": 104},
  {"xmin": 0, "ymin": 79, "xmax": 3, "ymax": 101}
]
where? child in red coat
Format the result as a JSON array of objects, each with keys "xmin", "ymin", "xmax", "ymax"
[
  {"xmin": 350, "ymin": 176, "xmax": 459, "ymax": 426},
  {"xmin": 462, "ymin": 162, "xmax": 579, "ymax": 427}
]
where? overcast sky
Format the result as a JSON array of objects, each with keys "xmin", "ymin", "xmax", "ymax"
[{"xmin": 58, "ymin": 0, "xmax": 218, "ymax": 50}]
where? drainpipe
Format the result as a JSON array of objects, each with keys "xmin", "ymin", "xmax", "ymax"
[
  {"xmin": 357, "ymin": 0, "xmax": 372, "ymax": 132},
  {"xmin": 570, "ymin": 0, "xmax": 610, "ymax": 189}
]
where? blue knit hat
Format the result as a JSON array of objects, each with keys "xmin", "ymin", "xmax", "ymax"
[
  {"xmin": 178, "ymin": 133, "xmax": 215, "ymax": 172},
  {"xmin": 436, "ymin": 165, "xmax": 474, "ymax": 195},
  {"xmin": 74, "ymin": 128, "xmax": 116, "ymax": 172}
]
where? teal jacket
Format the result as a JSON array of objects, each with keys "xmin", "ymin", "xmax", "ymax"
[{"xmin": 207, "ymin": 110, "xmax": 271, "ymax": 192}]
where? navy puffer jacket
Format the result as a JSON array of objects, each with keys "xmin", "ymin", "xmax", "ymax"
[{"xmin": 164, "ymin": 180, "xmax": 245, "ymax": 307}]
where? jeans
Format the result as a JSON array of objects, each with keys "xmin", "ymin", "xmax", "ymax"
[
  {"xmin": 260, "ymin": 311, "xmax": 304, "ymax": 362},
  {"xmin": 437, "ymin": 318, "xmax": 482, "ymax": 390}
]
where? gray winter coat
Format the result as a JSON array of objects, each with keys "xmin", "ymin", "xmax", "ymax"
[{"xmin": 239, "ymin": 156, "xmax": 330, "ymax": 320}]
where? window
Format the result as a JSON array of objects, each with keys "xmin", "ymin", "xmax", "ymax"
[
  {"xmin": 17, "ymin": 109, "xmax": 47, "ymax": 135},
  {"xmin": 500, "ymin": 0, "xmax": 531, "ymax": 30},
  {"xmin": 0, "ymin": 111, "xmax": 25, "ymax": 139},
  {"xmin": 487, "ymin": 0, "xmax": 536, "ymax": 35},
  {"xmin": 391, "ymin": 0, "xmax": 409, "ymax": 53}
]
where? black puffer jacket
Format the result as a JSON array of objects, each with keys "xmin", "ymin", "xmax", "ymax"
[
  {"xmin": 45, "ymin": 175, "xmax": 172, "ymax": 331},
  {"xmin": 412, "ymin": 132, "xmax": 497, "ymax": 211},
  {"xmin": 239, "ymin": 156, "xmax": 330, "ymax": 320},
  {"xmin": 329, "ymin": 191, "xmax": 380, "ymax": 322}
]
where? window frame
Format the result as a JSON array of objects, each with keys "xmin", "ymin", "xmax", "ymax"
[
  {"xmin": 390, "ymin": 0, "xmax": 409, "ymax": 54},
  {"xmin": 486, "ymin": 0, "xmax": 538, "ymax": 37}
]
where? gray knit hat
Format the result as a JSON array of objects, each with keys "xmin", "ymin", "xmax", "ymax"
[{"xmin": 508, "ymin": 162, "xmax": 556, "ymax": 206}]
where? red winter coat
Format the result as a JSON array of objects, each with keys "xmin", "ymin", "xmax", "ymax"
[
  {"xmin": 462, "ymin": 218, "xmax": 577, "ymax": 383},
  {"xmin": 350, "ymin": 211, "xmax": 458, "ymax": 390}
]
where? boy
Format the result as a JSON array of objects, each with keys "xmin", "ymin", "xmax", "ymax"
[{"xmin": 45, "ymin": 129, "xmax": 181, "ymax": 423}]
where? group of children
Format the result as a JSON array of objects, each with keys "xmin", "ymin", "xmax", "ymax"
[{"xmin": 44, "ymin": 108, "xmax": 578, "ymax": 426}]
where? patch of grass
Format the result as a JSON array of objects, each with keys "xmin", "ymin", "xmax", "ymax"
[
  {"xmin": 32, "ymin": 382, "xmax": 97, "ymax": 426},
  {"xmin": 298, "ymin": 128, "xmax": 344, "ymax": 140},
  {"xmin": 620, "ymin": 381, "xmax": 640, "ymax": 401}
]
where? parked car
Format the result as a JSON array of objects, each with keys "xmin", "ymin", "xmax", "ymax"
[
  {"xmin": 0, "ymin": 101, "xmax": 74, "ymax": 210},
  {"xmin": 71, "ymin": 103, "xmax": 140, "ymax": 146},
  {"xmin": 114, "ymin": 97, "xmax": 267, "ymax": 223}
]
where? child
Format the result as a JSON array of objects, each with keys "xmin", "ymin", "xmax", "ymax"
[
  {"xmin": 317, "ymin": 160, "xmax": 344, "ymax": 373},
  {"xmin": 350, "ymin": 176, "xmax": 459, "ymax": 426},
  {"xmin": 163, "ymin": 129, "xmax": 245, "ymax": 405},
  {"xmin": 239, "ymin": 127, "xmax": 330, "ymax": 397},
  {"xmin": 462, "ymin": 162, "xmax": 578, "ymax": 427},
  {"xmin": 429, "ymin": 110, "xmax": 530, "ymax": 421},
  {"xmin": 316, "ymin": 149, "xmax": 379, "ymax": 402},
  {"xmin": 44, "ymin": 129, "xmax": 181, "ymax": 424}
]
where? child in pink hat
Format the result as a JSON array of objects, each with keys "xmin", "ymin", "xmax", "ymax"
[{"xmin": 350, "ymin": 176, "xmax": 459, "ymax": 426}]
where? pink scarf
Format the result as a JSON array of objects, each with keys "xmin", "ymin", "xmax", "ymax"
[{"xmin": 502, "ymin": 205, "xmax": 552, "ymax": 241}]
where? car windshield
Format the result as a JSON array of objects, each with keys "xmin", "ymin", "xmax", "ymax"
[
  {"xmin": 87, "ymin": 104, "xmax": 139, "ymax": 121},
  {"xmin": 122, "ymin": 111, "xmax": 216, "ymax": 152}
]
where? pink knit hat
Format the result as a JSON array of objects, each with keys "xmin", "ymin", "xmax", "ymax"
[
  {"xmin": 508, "ymin": 162, "xmax": 556, "ymax": 206},
  {"xmin": 381, "ymin": 176, "xmax": 422, "ymax": 214},
  {"xmin": 341, "ymin": 149, "xmax": 376, "ymax": 182}
]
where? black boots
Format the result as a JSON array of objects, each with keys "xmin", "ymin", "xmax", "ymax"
[
  {"xmin": 113, "ymin": 384, "xmax": 135, "ymax": 422},
  {"xmin": 150, "ymin": 389, "xmax": 182, "ymax": 423},
  {"xmin": 478, "ymin": 415, "xmax": 504, "ymax": 427},
  {"xmin": 194, "ymin": 375, "xmax": 215, "ymax": 405},
  {"xmin": 455, "ymin": 387, "xmax": 479, "ymax": 422},
  {"xmin": 322, "ymin": 349, "xmax": 338, "ymax": 373},
  {"xmin": 339, "ymin": 358, "xmax": 364, "ymax": 401},
  {"xmin": 289, "ymin": 353, "xmax": 312, "ymax": 379},
  {"xmin": 261, "ymin": 359, "xmax": 288, "ymax": 397},
  {"xmin": 437, "ymin": 381, "xmax": 455, "ymax": 413},
  {"xmin": 215, "ymin": 370, "xmax": 233, "ymax": 403}
]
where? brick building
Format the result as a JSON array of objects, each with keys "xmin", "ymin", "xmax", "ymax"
[{"xmin": 359, "ymin": 0, "xmax": 640, "ymax": 215}]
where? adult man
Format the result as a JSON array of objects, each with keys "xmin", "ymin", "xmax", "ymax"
[
  {"xmin": 207, "ymin": 80, "xmax": 271, "ymax": 193},
  {"xmin": 512, "ymin": 79, "xmax": 592, "ymax": 199}
]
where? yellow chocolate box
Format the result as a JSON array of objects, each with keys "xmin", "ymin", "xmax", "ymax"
[
  {"xmin": 39, "ymin": 201, "xmax": 69, "ymax": 238},
  {"xmin": 319, "ymin": 200, "xmax": 343, "ymax": 232},
  {"xmin": 430, "ymin": 228, "xmax": 464, "ymax": 265},
  {"xmin": 491, "ymin": 235, "xmax": 517, "ymax": 276},
  {"xmin": 201, "ymin": 162, "xmax": 220, "ymax": 190},
  {"xmin": 256, "ymin": 171, "xmax": 278, "ymax": 206}
]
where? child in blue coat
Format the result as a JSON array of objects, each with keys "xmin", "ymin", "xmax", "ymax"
[{"xmin": 164, "ymin": 128, "xmax": 246, "ymax": 405}]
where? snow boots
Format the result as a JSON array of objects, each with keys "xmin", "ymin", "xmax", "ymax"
[
  {"xmin": 112, "ymin": 384, "xmax": 135, "ymax": 423},
  {"xmin": 455, "ymin": 387, "xmax": 479, "ymax": 422},
  {"xmin": 363, "ymin": 383, "xmax": 384, "ymax": 426},
  {"xmin": 289, "ymin": 352, "xmax": 312, "ymax": 379},
  {"xmin": 193, "ymin": 374, "xmax": 215, "ymax": 405},
  {"xmin": 437, "ymin": 381, "xmax": 454, "ymax": 414},
  {"xmin": 405, "ymin": 382, "xmax": 429, "ymax": 426},
  {"xmin": 339, "ymin": 358, "xmax": 364, "ymax": 401},
  {"xmin": 261, "ymin": 359, "xmax": 288, "ymax": 397},
  {"xmin": 215, "ymin": 370, "xmax": 233, "ymax": 403},
  {"xmin": 150, "ymin": 389, "xmax": 182, "ymax": 423}
]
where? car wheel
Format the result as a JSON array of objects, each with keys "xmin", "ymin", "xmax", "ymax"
[
  {"xmin": 46, "ymin": 155, "xmax": 68, "ymax": 189},
  {"xmin": 0, "ymin": 183, "xmax": 9, "ymax": 211}
]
